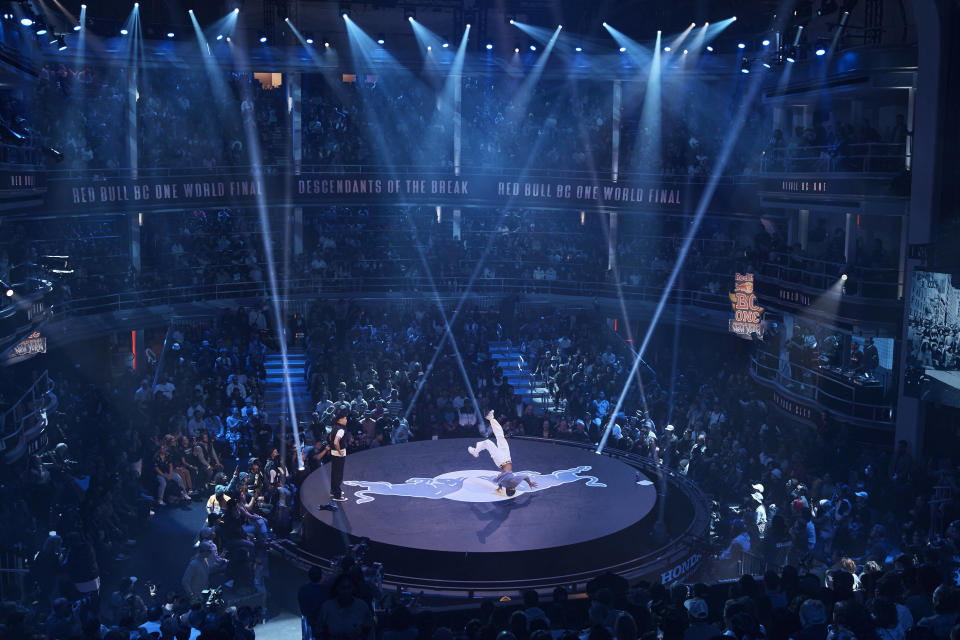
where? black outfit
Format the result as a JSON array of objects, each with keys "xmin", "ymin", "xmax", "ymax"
[
  {"xmin": 330, "ymin": 456, "xmax": 345, "ymax": 498},
  {"xmin": 329, "ymin": 428, "xmax": 348, "ymax": 498}
]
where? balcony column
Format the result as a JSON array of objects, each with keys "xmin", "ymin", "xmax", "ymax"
[
  {"xmin": 612, "ymin": 80, "xmax": 621, "ymax": 183},
  {"xmin": 293, "ymin": 207, "xmax": 303, "ymax": 256},
  {"xmin": 289, "ymin": 71, "xmax": 302, "ymax": 174},
  {"xmin": 787, "ymin": 211, "xmax": 797, "ymax": 247},
  {"xmin": 798, "ymin": 209, "xmax": 809, "ymax": 251},
  {"xmin": 454, "ymin": 70, "xmax": 462, "ymax": 177},
  {"xmin": 609, "ymin": 80, "xmax": 622, "ymax": 270},
  {"xmin": 844, "ymin": 213, "xmax": 856, "ymax": 264},
  {"xmin": 127, "ymin": 65, "xmax": 140, "ymax": 272}
]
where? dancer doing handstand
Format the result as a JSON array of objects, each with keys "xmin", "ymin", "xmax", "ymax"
[{"xmin": 468, "ymin": 411, "xmax": 537, "ymax": 497}]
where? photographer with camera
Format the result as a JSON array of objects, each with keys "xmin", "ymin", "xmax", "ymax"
[{"xmin": 181, "ymin": 541, "xmax": 227, "ymax": 602}]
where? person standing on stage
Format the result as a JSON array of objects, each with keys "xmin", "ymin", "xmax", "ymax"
[
  {"xmin": 469, "ymin": 411, "xmax": 537, "ymax": 497},
  {"xmin": 329, "ymin": 413, "xmax": 349, "ymax": 502}
]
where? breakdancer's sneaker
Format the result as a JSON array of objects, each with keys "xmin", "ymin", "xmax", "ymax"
[
  {"xmin": 331, "ymin": 494, "xmax": 348, "ymax": 502},
  {"xmin": 485, "ymin": 410, "xmax": 495, "ymax": 421},
  {"xmin": 467, "ymin": 446, "xmax": 479, "ymax": 458}
]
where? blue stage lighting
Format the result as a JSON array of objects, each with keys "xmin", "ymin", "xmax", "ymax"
[
  {"xmin": 166, "ymin": 32, "xmax": 175, "ymax": 38},
  {"xmin": 575, "ymin": 46, "xmax": 582, "ymax": 52},
  {"xmin": 619, "ymin": 47, "xmax": 626, "ymax": 52},
  {"xmin": 20, "ymin": 17, "xmax": 33, "ymax": 26},
  {"xmin": 737, "ymin": 42, "xmax": 746, "ymax": 49},
  {"xmin": 216, "ymin": 34, "xmax": 223, "ymax": 40},
  {"xmin": 741, "ymin": 67, "xmax": 750, "ymax": 73},
  {"xmin": 529, "ymin": 44, "xmax": 536, "ymax": 51},
  {"xmin": 762, "ymin": 39, "xmax": 770, "ymax": 46},
  {"xmin": 259, "ymin": 35, "xmax": 268, "ymax": 43},
  {"xmin": 485, "ymin": 43, "xmax": 493, "ymax": 50},
  {"xmin": 442, "ymin": 42, "xmax": 449, "ymax": 48},
  {"xmin": 706, "ymin": 45, "xmax": 714, "ymax": 52},
  {"xmin": 815, "ymin": 47, "xmax": 826, "ymax": 55},
  {"xmin": 663, "ymin": 46, "xmax": 671, "ymax": 52},
  {"xmin": 306, "ymin": 37, "xmax": 314, "ymax": 44},
  {"xmin": 119, "ymin": 28, "xmax": 127, "ymax": 35},
  {"xmin": 377, "ymin": 38, "xmax": 385, "ymax": 45},
  {"xmin": 36, "ymin": 27, "xmax": 47, "ymax": 35},
  {"xmin": 73, "ymin": 24, "xmax": 81, "ymax": 31}
]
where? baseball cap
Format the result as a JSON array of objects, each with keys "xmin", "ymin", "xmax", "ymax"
[{"xmin": 684, "ymin": 597, "xmax": 708, "ymax": 620}]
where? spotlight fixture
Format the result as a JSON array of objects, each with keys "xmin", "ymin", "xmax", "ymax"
[
  {"xmin": 618, "ymin": 47, "xmax": 626, "ymax": 52},
  {"xmin": 786, "ymin": 55, "xmax": 796, "ymax": 62},
  {"xmin": 166, "ymin": 31, "xmax": 175, "ymax": 38},
  {"xmin": 427, "ymin": 45, "xmax": 432, "ymax": 51},
  {"xmin": 762, "ymin": 62, "xmax": 771, "ymax": 68},
  {"xmin": 529, "ymin": 44, "xmax": 536, "ymax": 51},
  {"xmin": 73, "ymin": 24, "xmax": 81, "ymax": 31},
  {"xmin": 514, "ymin": 47, "xmax": 519, "ymax": 53},
  {"xmin": 841, "ymin": 273, "xmax": 848, "ymax": 281},
  {"xmin": 663, "ymin": 46, "xmax": 671, "ymax": 52},
  {"xmin": 814, "ymin": 37, "xmax": 828, "ymax": 55},
  {"xmin": 341, "ymin": 12, "xmax": 348, "ymax": 19},
  {"xmin": 20, "ymin": 17, "xmax": 33, "ymax": 27},
  {"xmin": 324, "ymin": 41, "xmax": 330, "ymax": 48},
  {"xmin": 815, "ymin": 46, "xmax": 826, "ymax": 56},
  {"xmin": 740, "ymin": 59, "xmax": 751, "ymax": 73},
  {"xmin": 442, "ymin": 42, "xmax": 449, "ymax": 48},
  {"xmin": 377, "ymin": 35, "xmax": 385, "ymax": 45},
  {"xmin": 215, "ymin": 33, "xmax": 224, "ymax": 40},
  {"xmin": 340, "ymin": 5, "xmax": 350, "ymax": 19},
  {"xmin": 403, "ymin": 7, "xmax": 416, "ymax": 21},
  {"xmin": 258, "ymin": 33, "xmax": 268, "ymax": 44},
  {"xmin": 706, "ymin": 45, "xmax": 714, "ymax": 52},
  {"xmin": 762, "ymin": 39, "xmax": 770, "ymax": 46},
  {"xmin": 57, "ymin": 35, "xmax": 67, "ymax": 50},
  {"xmin": 119, "ymin": 28, "xmax": 127, "ymax": 35},
  {"xmin": 509, "ymin": 19, "xmax": 515, "ymax": 25},
  {"xmin": 575, "ymin": 46, "xmax": 582, "ymax": 52},
  {"xmin": 737, "ymin": 42, "xmax": 746, "ymax": 49},
  {"xmin": 36, "ymin": 26, "xmax": 47, "ymax": 35},
  {"xmin": 485, "ymin": 43, "xmax": 493, "ymax": 50},
  {"xmin": 306, "ymin": 37, "xmax": 314, "ymax": 44}
]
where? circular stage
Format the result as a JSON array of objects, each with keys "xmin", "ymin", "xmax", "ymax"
[{"xmin": 292, "ymin": 438, "xmax": 709, "ymax": 594}]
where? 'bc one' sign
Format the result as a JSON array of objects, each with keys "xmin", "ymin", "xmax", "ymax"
[{"xmin": 729, "ymin": 273, "xmax": 764, "ymax": 339}]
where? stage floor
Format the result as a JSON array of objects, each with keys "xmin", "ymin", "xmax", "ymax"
[
  {"xmin": 295, "ymin": 438, "xmax": 706, "ymax": 591},
  {"xmin": 302, "ymin": 438, "xmax": 657, "ymax": 553}
]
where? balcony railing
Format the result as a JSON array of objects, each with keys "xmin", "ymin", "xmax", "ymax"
[
  {"xmin": 759, "ymin": 254, "xmax": 900, "ymax": 299},
  {"xmin": 760, "ymin": 142, "xmax": 906, "ymax": 173},
  {"xmin": 0, "ymin": 370, "xmax": 55, "ymax": 462},
  {"xmin": 51, "ymin": 275, "xmax": 731, "ymax": 319},
  {"xmin": 749, "ymin": 351, "xmax": 892, "ymax": 423}
]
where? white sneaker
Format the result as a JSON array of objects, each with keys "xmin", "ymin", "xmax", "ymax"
[{"xmin": 467, "ymin": 446, "xmax": 479, "ymax": 458}]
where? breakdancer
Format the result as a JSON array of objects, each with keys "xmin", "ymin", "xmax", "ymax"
[{"xmin": 469, "ymin": 411, "xmax": 537, "ymax": 497}]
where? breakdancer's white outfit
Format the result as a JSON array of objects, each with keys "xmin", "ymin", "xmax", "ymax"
[{"xmin": 470, "ymin": 416, "xmax": 511, "ymax": 468}]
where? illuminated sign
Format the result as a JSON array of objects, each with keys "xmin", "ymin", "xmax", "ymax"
[
  {"xmin": 728, "ymin": 273, "xmax": 764, "ymax": 339},
  {"xmin": 3, "ymin": 331, "xmax": 47, "ymax": 365}
]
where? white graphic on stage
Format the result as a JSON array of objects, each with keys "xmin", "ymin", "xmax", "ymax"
[{"xmin": 342, "ymin": 466, "xmax": 606, "ymax": 504}]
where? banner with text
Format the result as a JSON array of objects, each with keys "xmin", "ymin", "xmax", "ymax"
[{"xmin": 42, "ymin": 170, "xmax": 749, "ymax": 215}]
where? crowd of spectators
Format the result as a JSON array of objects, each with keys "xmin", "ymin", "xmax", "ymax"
[
  {"xmin": 763, "ymin": 112, "xmax": 909, "ymax": 173},
  {"xmin": 1, "ymin": 289, "xmax": 958, "ymax": 638},
  {"xmin": 32, "ymin": 65, "xmax": 286, "ymax": 170}
]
